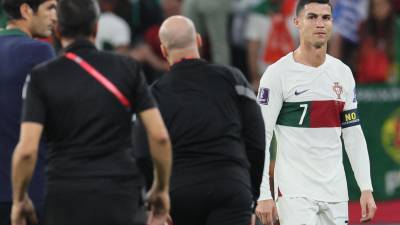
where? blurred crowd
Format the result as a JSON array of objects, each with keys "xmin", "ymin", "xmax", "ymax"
[{"xmin": 1, "ymin": 0, "xmax": 399, "ymax": 89}]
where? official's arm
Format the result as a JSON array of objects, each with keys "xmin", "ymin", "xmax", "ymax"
[{"xmin": 233, "ymin": 68, "xmax": 265, "ymax": 201}]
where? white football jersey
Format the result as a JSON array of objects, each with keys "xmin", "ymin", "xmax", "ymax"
[{"xmin": 258, "ymin": 52, "xmax": 372, "ymax": 202}]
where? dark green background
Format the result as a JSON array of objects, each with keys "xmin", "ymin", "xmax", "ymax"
[{"xmin": 344, "ymin": 84, "xmax": 400, "ymax": 201}]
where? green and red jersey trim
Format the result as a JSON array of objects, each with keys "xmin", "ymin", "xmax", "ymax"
[{"xmin": 277, "ymin": 100, "xmax": 345, "ymax": 128}]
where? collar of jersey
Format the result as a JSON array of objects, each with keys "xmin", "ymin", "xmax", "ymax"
[
  {"xmin": 170, "ymin": 58, "xmax": 207, "ymax": 71},
  {"xmin": 0, "ymin": 28, "xmax": 28, "ymax": 37},
  {"xmin": 62, "ymin": 39, "xmax": 97, "ymax": 54}
]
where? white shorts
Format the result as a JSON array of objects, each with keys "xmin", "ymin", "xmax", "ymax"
[{"xmin": 276, "ymin": 197, "xmax": 348, "ymax": 225}]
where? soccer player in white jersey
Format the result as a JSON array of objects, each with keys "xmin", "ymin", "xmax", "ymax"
[{"xmin": 254, "ymin": 0, "xmax": 377, "ymax": 225}]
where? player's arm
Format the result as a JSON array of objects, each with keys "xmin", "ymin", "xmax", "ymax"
[
  {"xmin": 138, "ymin": 108, "xmax": 172, "ymax": 193},
  {"xmin": 131, "ymin": 62, "xmax": 172, "ymax": 225},
  {"xmin": 341, "ymin": 67, "xmax": 376, "ymax": 223},
  {"xmin": 11, "ymin": 122, "xmax": 42, "ymax": 225},
  {"xmin": 12, "ymin": 123, "xmax": 42, "ymax": 203},
  {"xmin": 11, "ymin": 70, "xmax": 46, "ymax": 225},
  {"xmin": 256, "ymin": 66, "xmax": 283, "ymax": 225},
  {"xmin": 138, "ymin": 108, "xmax": 172, "ymax": 225}
]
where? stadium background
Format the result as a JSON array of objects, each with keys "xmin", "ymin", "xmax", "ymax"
[{"xmin": 1, "ymin": 0, "xmax": 399, "ymax": 224}]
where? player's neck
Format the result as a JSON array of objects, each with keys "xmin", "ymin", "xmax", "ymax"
[
  {"xmin": 6, "ymin": 21, "xmax": 32, "ymax": 37},
  {"xmin": 293, "ymin": 43, "xmax": 327, "ymax": 68},
  {"xmin": 61, "ymin": 36, "xmax": 96, "ymax": 49},
  {"xmin": 167, "ymin": 48, "xmax": 200, "ymax": 65}
]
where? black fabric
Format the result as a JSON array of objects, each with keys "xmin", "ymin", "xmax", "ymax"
[
  {"xmin": 0, "ymin": 203, "xmax": 11, "ymax": 225},
  {"xmin": 170, "ymin": 179, "xmax": 253, "ymax": 225},
  {"xmin": 0, "ymin": 202, "xmax": 44, "ymax": 225},
  {"xmin": 44, "ymin": 178, "xmax": 146, "ymax": 225},
  {"xmin": 150, "ymin": 59, "xmax": 265, "ymax": 198},
  {"xmin": 21, "ymin": 40, "xmax": 156, "ymax": 181}
]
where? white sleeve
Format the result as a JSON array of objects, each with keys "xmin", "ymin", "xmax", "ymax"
[
  {"xmin": 257, "ymin": 66, "xmax": 284, "ymax": 200},
  {"xmin": 342, "ymin": 67, "xmax": 373, "ymax": 192}
]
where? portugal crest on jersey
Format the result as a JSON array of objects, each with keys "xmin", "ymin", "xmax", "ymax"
[{"xmin": 333, "ymin": 82, "xmax": 343, "ymax": 99}]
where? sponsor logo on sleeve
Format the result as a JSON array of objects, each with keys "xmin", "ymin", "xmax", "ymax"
[
  {"xmin": 341, "ymin": 109, "xmax": 360, "ymax": 128},
  {"xmin": 258, "ymin": 87, "xmax": 270, "ymax": 105}
]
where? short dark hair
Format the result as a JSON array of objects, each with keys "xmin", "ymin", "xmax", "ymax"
[
  {"xmin": 57, "ymin": 0, "xmax": 100, "ymax": 38},
  {"xmin": 296, "ymin": 0, "xmax": 332, "ymax": 16},
  {"xmin": 2, "ymin": 0, "xmax": 47, "ymax": 19}
]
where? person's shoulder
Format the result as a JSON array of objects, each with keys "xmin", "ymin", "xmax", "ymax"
[
  {"xmin": 149, "ymin": 78, "xmax": 161, "ymax": 92},
  {"xmin": 208, "ymin": 63, "xmax": 247, "ymax": 82},
  {"xmin": 325, "ymin": 54, "xmax": 355, "ymax": 88},
  {"xmin": 31, "ymin": 55, "xmax": 60, "ymax": 75},
  {"xmin": 326, "ymin": 54, "xmax": 353, "ymax": 76},
  {"xmin": 326, "ymin": 54, "xmax": 350, "ymax": 70},
  {"xmin": 20, "ymin": 39, "xmax": 53, "ymax": 52},
  {"xmin": 206, "ymin": 62, "xmax": 238, "ymax": 74},
  {"xmin": 264, "ymin": 53, "xmax": 292, "ymax": 75},
  {"xmin": 98, "ymin": 50, "xmax": 141, "ymax": 69}
]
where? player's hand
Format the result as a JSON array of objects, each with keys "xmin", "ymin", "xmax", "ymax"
[
  {"xmin": 360, "ymin": 190, "xmax": 377, "ymax": 223},
  {"xmin": 11, "ymin": 195, "xmax": 38, "ymax": 225},
  {"xmin": 255, "ymin": 199, "xmax": 278, "ymax": 225},
  {"xmin": 146, "ymin": 187, "xmax": 170, "ymax": 225}
]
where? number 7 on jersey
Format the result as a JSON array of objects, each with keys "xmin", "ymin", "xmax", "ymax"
[{"xmin": 299, "ymin": 104, "xmax": 308, "ymax": 125}]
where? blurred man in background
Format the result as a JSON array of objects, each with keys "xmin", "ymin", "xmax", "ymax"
[
  {"xmin": 0, "ymin": 0, "xmax": 56, "ymax": 224},
  {"xmin": 11, "ymin": 0, "xmax": 172, "ymax": 224}
]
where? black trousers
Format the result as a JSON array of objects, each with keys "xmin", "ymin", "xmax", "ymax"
[
  {"xmin": 170, "ymin": 179, "xmax": 253, "ymax": 225},
  {"xmin": 0, "ymin": 201, "xmax": 44, "ymax": 225},
  {"xmin": 44, "ymin": 178, "xmax": 146, "ymax": 225}
]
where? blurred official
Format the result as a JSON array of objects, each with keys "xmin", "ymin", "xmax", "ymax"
[
  {"xmin": 0, "ymin": 0, "xmax": 56, "ymax": 224},
  {"xmin": 11, "ymin": 0, "xmax": 172, "ymax": 225},
  {"xmin": 137, "ymin": 15, "xmax": 266, "ymax": 225}
]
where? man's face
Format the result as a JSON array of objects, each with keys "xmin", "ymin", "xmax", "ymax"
[
  {"xmin": 29, "ymin": 0, "xmax": 57, "ymax": 38},
  {"xmin": 295, "ymin": 3, "xmax": 332, "ymax": 49}
]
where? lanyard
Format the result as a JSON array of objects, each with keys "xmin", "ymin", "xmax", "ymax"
[{"xmin": 65, "ymin": 52, "xmax": 131, "ymax": 109}]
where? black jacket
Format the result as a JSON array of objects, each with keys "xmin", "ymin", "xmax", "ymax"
[
  {"xmin": 22, "ymin": 40, "xmax": 155, "ymax": 183},
  {"xmin": 135, "ymin": 59, "xmax": 265, "ymax": 200}
]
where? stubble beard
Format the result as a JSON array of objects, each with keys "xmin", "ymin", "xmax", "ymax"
[{"xmin": 313, "ymin": 41, "xmax": 325, "ymax": 49}]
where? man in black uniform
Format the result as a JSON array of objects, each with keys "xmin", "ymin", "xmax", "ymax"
[
  {"xmin": 154, "ymin": 15, "xmax": 266, "ymax": 225},
  {"xmin": 10, "ymin": 0, "xmax": 172, "ymax": 225}
]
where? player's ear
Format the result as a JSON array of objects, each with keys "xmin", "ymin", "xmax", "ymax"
[
  {"xmin": 294, "ymin": 16, "xmax": 300, "ymax": 28},
  {"xmin": 20, "ymin": 3, "xmax": 34, "ymax": 20},
  {"xmin": 160, "ymin": 44, "xmax": 168, "ymax": 59},
  {"xmin": 196, "ymin": 33, "xmax": 202, "ymax": 48}
]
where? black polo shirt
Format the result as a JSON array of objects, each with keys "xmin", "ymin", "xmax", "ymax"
[
  {"xmin": 151, "ymin": 59, "xmax": 265, "ymax": 198},
  {"xmin": 22, "ymin": 40, "xmax": 156, "ymax": 183}
]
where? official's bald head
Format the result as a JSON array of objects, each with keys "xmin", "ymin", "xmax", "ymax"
[{"xmin": 159, "ymin": 16, "xmax": 197, "ymax": 51}]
